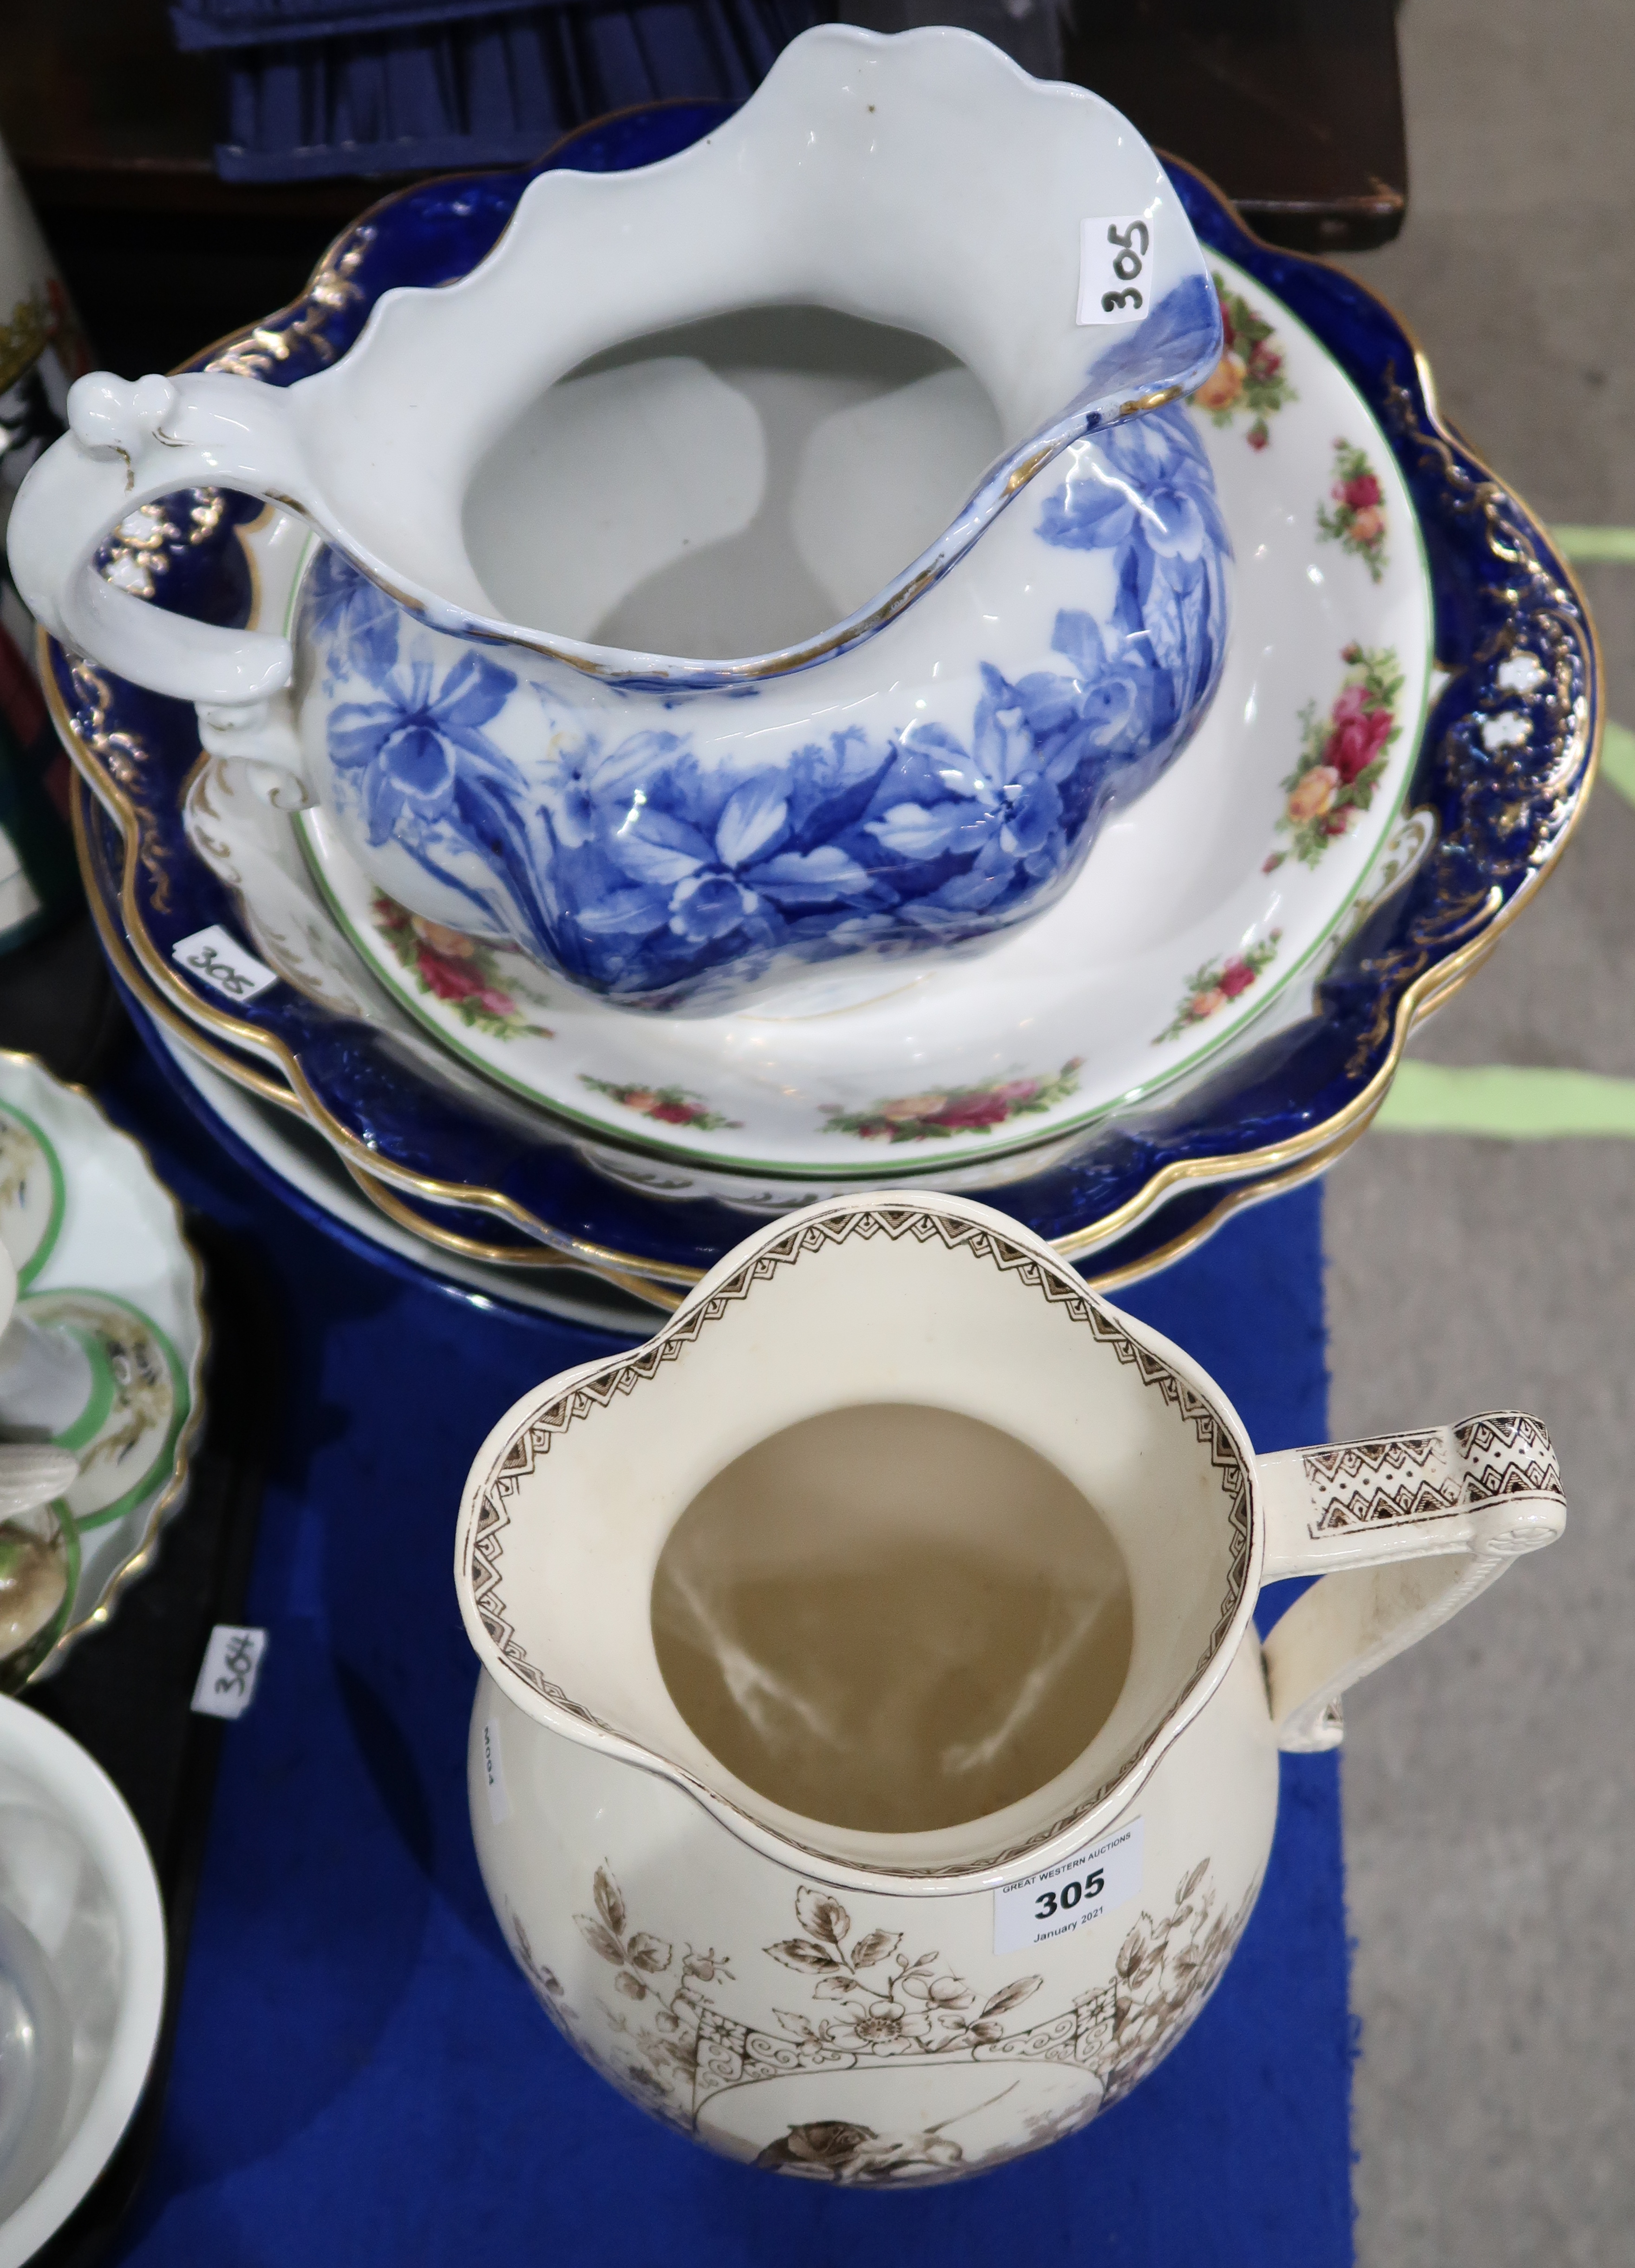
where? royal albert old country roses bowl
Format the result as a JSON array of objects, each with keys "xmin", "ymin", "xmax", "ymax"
[
  {"xmin": 11, "ymin": 26, "xmax": 1229, "ymax": 1013},
  {"xmin": 458, "ymin": 1192, "xmax": 1565, "ymax": 2180}
]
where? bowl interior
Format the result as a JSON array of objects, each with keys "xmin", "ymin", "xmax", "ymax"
[
  {"xmin": 0, "ymin": 1706, "xmax": 164, "ymax": 2268},
  {"xmin": 462, "ymin": 304, "xmax": 1003, "ymax": 659},
  {"xmin": 651, "ymin": 1399, "xmax": 1135, "ymax": 1834}
]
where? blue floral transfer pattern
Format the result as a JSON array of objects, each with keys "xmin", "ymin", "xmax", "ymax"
[
  {"xmin": 329, "ymin": 652, "xmax": 518, "ymax": 849},
  {"xmin": 306, "ymin": 543, "xmax": 401, "ymax": 682},
  {"xmin": 304, "ymin": 402, "xmax": 1229, "ymax": 1010},
  {"xmin": 1038, "ymin": 405, "xmax": 1229, "ymax": 789},
  {"xmin": 1072, "ymin": 273, "xmax": 1223, "ymax": 418}
]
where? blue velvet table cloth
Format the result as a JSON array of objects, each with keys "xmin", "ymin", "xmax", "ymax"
[{"xmin": 98, "ymin": 1046, "xmax": 1352, "ymax": 2265}]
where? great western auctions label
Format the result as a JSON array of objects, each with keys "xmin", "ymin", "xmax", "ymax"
[{"xmin": 993, "ymin": 1818, "xmax": 1143, "ymax": 1955}]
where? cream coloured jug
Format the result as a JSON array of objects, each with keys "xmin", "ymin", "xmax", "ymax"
[{"xmin": 456, "ymin": 1191, "xmax": 1563, "ymax": 2182}]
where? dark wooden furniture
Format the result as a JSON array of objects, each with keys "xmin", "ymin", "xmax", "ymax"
[
  {"xmin": 0, "ymin": 0, "xmax": 1404, "ymax": 377},
  {"xmin": 1064, "ymin": 0, "xmax": 1406, "ymax": 252}
]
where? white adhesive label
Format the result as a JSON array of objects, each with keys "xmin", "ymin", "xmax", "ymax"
[
  {"xmin": 482, "ymin": 1716, "xmax": 511, "ymax": 1824},
  {"xmin": 994, "ymin": 1817, "xmax": 1143, "ymax": 1954},
  {"xmin": 1077, "ymin": 216, "xmax": 1156, "ymax": 326},
  {"xmin": 172, "ymin": 923, "xmax": 279, "ymax": 1002},
  {"xmin": 191, "ymin": 1624, "xmax": 268, "ymax": 1719}
]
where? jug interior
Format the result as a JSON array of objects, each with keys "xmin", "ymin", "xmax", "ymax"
[
  {"xmin": 461, "ymin": 305, "xmax": 1004, "ymax": 659},
  {"xmin": 651, "ymin": 1401, "xmax": 1133, "ymax": 1834}
]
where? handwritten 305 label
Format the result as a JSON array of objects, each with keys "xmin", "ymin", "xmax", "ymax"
[
  {"xmin": 1077, "ymin": 216, "xmax": 1155, "ymax": 326},
  {"xmin": 993, "ymin": 1818, "xmax": 1143, "ymax": 1954},
  {"xmin": 172, "ymin": 924, "xmax": 279, "ymax": 1002},
  {"xmin": 191, "ymin": 1625, "xmax": 268, "ymax": 1719}
]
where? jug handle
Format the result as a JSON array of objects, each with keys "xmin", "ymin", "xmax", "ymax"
[
  {"xmin": 1256, "ymin": 1410, "xmax": 1563, "ymax": 1752},
  {"xmin": 8, "ymin": 371, "xmax": 313, "ymax": 802}
]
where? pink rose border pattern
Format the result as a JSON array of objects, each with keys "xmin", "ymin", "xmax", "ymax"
[
  {"xmin": 819, "ymin": 1059, "xmax": 1084, "ymax": 1145},
  {"xmin": 581, "ymin": 1075, "xmax": 743, "ymax": 1133},
  {"xmin": 372, "ymin": 893, "xmax": 552, "ymax": 1042},
  {"xmin": 1189, "ymin": 275, "xmax": 1296, "ymax": 451},
  {"xmin": 1316, "ymin": 439, "xmax": 1390, "ymax": 582},
  {"xmin": 1154, "ymin": 640, "xmax": 1404, "ymax": 1045},
  {"xmin": 1268, "ymin": 644, "xmax": 1402, "ymax": 873},
  {"xmin": 1157, "ymin": 932, "xmax": 1282, "ymax": 1048}
]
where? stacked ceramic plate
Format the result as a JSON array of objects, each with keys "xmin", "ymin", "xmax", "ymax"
[
  {"xmin": 0, "ymin": 1053, "xmax": 205, "ymax": 1686},
  {"xmin": 53, "ymin": 104, "xmax": 1598, "ymax": 1319},
  {"xmin": 0, "ymin": 1080, "xmax": 202, "ymax": 2245}
]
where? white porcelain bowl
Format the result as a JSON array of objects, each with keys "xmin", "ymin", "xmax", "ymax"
[{"xmin": 0, "ymin": 1696, "xmax": 165, "ymax": 2268}]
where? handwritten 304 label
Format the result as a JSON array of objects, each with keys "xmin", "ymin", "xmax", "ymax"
[
  {"xmin": 993, "ymin": 1818, "xmax": 1143, "ymax": 1954},
  {"xmin": 482, "ymin": 1717, "xmax": 511, "ymax": 1825},
  {"xmin": 1077, "ymin": 216, "xmax": 1155, "ymax": 326},
  {"xmin": 191, "ymin": 1625, "xmax": 268, "ymax": 1719},
  {"xmin": 172, "ymin": 924, "xmax": 279, "ymax": 1002}
]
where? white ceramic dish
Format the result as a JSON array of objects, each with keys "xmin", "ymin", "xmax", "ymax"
[
  {"xmin": 268, "ymin": 250, "xmax": 1432, "ymax": 1176},
  {"xmin": 0, "ymin": 1696, "xmax": 165, "ymax": 2267},
  {"xmin": 0, "ymin": 1056, "xmax": 206, "ymax": 1670}
]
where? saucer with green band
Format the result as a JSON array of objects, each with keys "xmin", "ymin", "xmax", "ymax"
[
  {"xmin": 0, "ymin": 1104, "xmax": 64, "ymax": 1290},
  {"xmin": 0, "ymin": 1054, "xmax": 204, "ymax": 1678},
  {"xmin": 21, "ymin": 1290, "xmax": 189, "ymax": 1534}
]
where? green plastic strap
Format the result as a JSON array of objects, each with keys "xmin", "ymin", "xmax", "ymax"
[
  {"xmin": 1376, "ymin": 1059, "xmax": 1635, "ymax": 1139},
  {"xmin": 1599, "ymin": 719, "xmax": 1635, "ymax": 807},
  {"xmin": 1552, "ymin": 525, "xmax": 1635, "ymax": 563},
  {"xmin": 1368, "ymin": 531, "xmax": 1635, "ymax": 1136}
]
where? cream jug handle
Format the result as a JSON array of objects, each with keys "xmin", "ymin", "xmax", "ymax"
[
  {"xmin": 1256, "ymin": 1411, "xmax": 1564, "ymax": 1752},
  {"xmin": 7, "ymin": 370, "xmax": 312, "ymax": 801}
]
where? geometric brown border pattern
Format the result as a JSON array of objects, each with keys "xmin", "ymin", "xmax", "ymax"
[
  {"xmin": 468, "ymin": 1203, "xmax": 1253, "ymax": 1879},
  {"xmin": 1454, "ymin": 1411, "xmax": 1563, "ymax": 1509},
  {"xmin": 1303, "ymin": 1430, "xmax": 1460, "ymax": 1533},
  {"xmin": 1304, "ymin": 1409, "xmax": 1561, "ymax": 1536}
]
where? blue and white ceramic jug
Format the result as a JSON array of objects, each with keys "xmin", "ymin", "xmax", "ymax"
[{"xmin": 11, "ymin": 28, "xmax": 1229, "ymax": 1012}]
